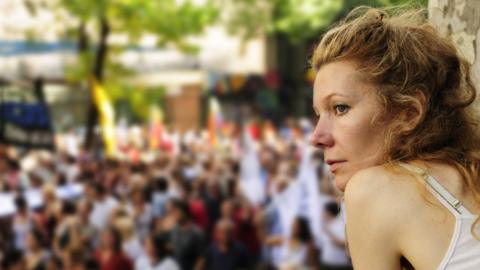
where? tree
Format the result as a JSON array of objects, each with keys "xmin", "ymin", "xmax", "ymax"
[
  {"xmin": 25, "ymin": 0, "xmax": 219, "ymax": 148},
  {"xmin": 218, "ymin": 0, "xmax": 427, "ymax": 118},
  {"xmin": 220, "ymin": 0, "xmax": 427, "ymax": 44},
  {"xmin": 429, "ymin": 0, "xmax": 480, "ymax": 89}
]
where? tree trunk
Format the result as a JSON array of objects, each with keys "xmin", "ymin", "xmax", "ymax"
[
  {"xmin": 429, "ymin": 0, "xmax": 480, "ymax": 88},
  {"xmin": 85, "ymin": 17, "xmax": 110, "ymax": 149},
  {"xmin": 275, "ymin": 34, "xmax": 309, "ymax": 119},
  {"xmin": 78, "ymin": 21, "xmax": 89, "ymax": 53}
]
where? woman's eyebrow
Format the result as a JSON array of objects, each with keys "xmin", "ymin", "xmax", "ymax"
[
  {"xmin": 322, "ymin": 93, "xmax": 349, "ymax": 105},
  {"xmin": 325, "ymin": 93, "xmax": 348, "ymax": 99},
  {"xmin": 313, "ymin": 93, "xmax": 349, "ymax": 114}
]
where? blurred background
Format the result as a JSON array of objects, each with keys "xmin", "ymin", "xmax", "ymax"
[
  {"xmin": 0, "ymin": 0, "xmax": 430, "ymax": 138},
  {"xmin": 1, "ymin": 0, "xmax": 478, "ymax": 270}
]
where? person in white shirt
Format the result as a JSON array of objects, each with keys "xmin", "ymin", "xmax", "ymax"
[
  {"xmin": 319, "ymin": 201, "xmax": 352, "ymax": 270},
  {"xmin": 135, "ymin": 233, "xmax": 180, "ymax": 270},
  {"xmin": 279, "ymin": 216, "xmax": 316, "ymax": 270},
  {"xmin": 126, "ymin": 186, "xmax": 153, "ymax": 240},
  {"xmin": 115, "ymin": 217, "xmax": 144, "ymax": 260},
  {"xmin": 85, "ymin": 181, "xmax": 118, "ymax": 231}
]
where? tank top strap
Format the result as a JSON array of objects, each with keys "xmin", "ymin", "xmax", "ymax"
[{"xmin": 398, "ymin": 163, "xmax": 473, "ymax": 216}]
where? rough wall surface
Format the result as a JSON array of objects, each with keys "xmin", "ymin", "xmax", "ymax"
[{"xmin": 429, "ymin": 0, "xmax": 480, "ymax": 87}]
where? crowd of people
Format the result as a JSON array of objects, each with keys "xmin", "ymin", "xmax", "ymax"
[{"xmin": 0, "ymin": 120, "xmax": 352, "ymax": 270}]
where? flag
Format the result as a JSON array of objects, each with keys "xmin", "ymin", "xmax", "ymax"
[
  {"xmin": 239, "ymin": 125, "xmax": 265, "ymax": 205},
  {"xmin": 149, "ymin": 105, "xmax": 164, "ymax": 150},
  {"xmin": 91, "ymin": 77, "xmax": 116, "ymax": 157},
  {"xmin": 208, "ymin": 97, "xmax": 223, "ymax": 147}
]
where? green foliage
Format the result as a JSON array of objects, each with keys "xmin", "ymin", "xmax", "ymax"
[
  {"xmin": 65, "ymin": 51, "xmax": 95, "ymax": 83},
  {"xmin": 56, "ymin": 0, "xmax": 219, "ymax": 51},
  {"xmin": 107, "ymin": 83, "xmax": 166, "ymax": 121},
  {"xmin": 223, "ymin": 0, "xmax": 272, "ymax": 40},
  {"xmin": 221, "ymin": 0, "xmax": 427, "ymax": 44},
  {"xmin": 376, "ymin": 0, "xmax": 428, "ymax": 7},
  {"xmin": 272, "ymin": 0, "xmax": 344, "ymax": 43},
  {"xmin": 24, "ymin": 0, "xmax": 219, "ymax": 121},
  {"xmin": 58, "ymin": 0, "xmax": 108, "ymax": 21},
  {"xmin": 144, "ymin": 0, "xmax": 219, "ymax": 49}
]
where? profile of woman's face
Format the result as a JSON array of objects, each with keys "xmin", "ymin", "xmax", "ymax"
[{"xmin": 311, "ymin": 61, "xmax": 386, "ymax": 191}]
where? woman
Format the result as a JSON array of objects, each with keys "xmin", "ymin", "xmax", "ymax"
[
  {"xmin": 12, "ymin": 196, "xmax": 33, "ymax": 251},
  {"xmin": 126, "ymin": 186, "xmax": 153, "ymax": 241},
  {"xmin": 95, "ymin": 226, "xmax": 133, "ymax": 270},
  {"xmin": 319, "ymin": 202, "xmax": 351, "ymax": 270},
  {"xmin": 279, "ymin": 217, "xmax": 316, "ymax": 270},
  {"xmin": 25, "ymin": 229, "xmax": 50, "ymax": 270},
  {"xmin": 135, "ymin": 233, "xmax": 180, "ymax": 270},
  {"xmin": 36, "ymin": 184, "xmax": 62, "ymax": 248},
  {"xmin": 114, "ymin": 216, "xmax": 144, "ymax": 260},
  {"xmin": 310, "ymin": 6, "xmax": 480, "ymax": 269}
]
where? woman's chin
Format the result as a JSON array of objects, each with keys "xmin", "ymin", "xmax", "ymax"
[{"xmin": 334, "ymin": 174, "xmax": 350, "ymax": 192}]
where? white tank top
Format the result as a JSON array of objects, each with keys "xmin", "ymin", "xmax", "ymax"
[{"xmin": 401, "ymin": 164, "xmax": 480, "ymax": 270}]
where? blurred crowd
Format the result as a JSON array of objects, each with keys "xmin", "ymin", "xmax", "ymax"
[{"xmin": 0, "ymin": 120, "xmax": 352, "ymax": 270}]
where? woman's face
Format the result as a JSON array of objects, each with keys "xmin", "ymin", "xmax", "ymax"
[
  {"xmin": 100, "ymin": 229, "xmax": 115, "ymax": 250},
  {"xmin": 312, "ymin": 61, "xmax": 386, "ymax": 191}
]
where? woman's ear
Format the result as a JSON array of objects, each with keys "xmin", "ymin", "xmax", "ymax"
[{"xmin": 403, "ymin": 90, "xmax": 427, "ymax": 133}]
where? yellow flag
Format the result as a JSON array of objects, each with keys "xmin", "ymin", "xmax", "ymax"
[
  {"xmin": 149, "ymin": 105, "xmax": 164, "ymax": 150},
  {"xmin": 91, "ymin": 77, "xmax": 116, "ymax": 157}
]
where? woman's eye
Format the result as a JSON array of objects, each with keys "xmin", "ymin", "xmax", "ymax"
[{"xmin": 334, "ymin": 104, "xmax": 350, "ymax": 115}]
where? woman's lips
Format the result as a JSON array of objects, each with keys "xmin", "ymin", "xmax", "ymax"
[{"xmin": 326, "ymin": 160, "xmax": 347, "ymax": 173}]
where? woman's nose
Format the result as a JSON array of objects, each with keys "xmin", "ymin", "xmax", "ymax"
[{"xmin": 310, "ymin": 119, "xmax": 334, "ymax": 149}]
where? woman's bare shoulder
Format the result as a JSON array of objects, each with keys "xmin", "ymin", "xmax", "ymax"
[
  {"xmin": 343, "ymin": 164, "xmax": 463, "ymax": 269},
  {"xmin": 343, "ymin": 165, "xmax": 424, "ymax": 269},
  {"xmin": 345, "ymin": 165, "xmax": 421, "ymax": 193},
  {"xmin": 344, "ymin": 165, "xmax": 424, "ymax": 227}
]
